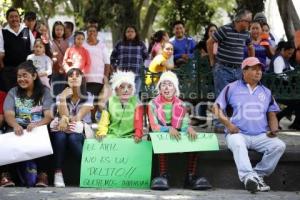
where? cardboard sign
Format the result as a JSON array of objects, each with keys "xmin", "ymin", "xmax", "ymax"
[
  {"xmin": 0, "ymin": 125, "xmax": 53, "ymax": 166},
  {"xmin": 150, "ymin": 132, "xmax": 219, "ymax": 154},
  {"xmin": 80, "ymin": 138, "xmax": 152, "ymax": 188}
]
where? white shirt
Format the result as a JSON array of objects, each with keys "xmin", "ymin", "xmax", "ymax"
[
  {"xmin": 0, "ymin": 24, "xmax": 35, "ymax": 53},
  {"xmin": 273, "ymin": 55, "xmax": 294, "ymax": 74},
  {"xmin": 27, "ymin": 54, "xmax": 53, "ymax": 75},
  {"xmin": 83, "ymin": 41, "xmax": 110, "ymax": 84}
]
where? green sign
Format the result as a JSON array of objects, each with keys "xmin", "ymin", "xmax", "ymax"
[
  {"xmin": 80, "ymin": 138, "xmax": 152, "ymax": 188},
  {"xmin": 150, "ymin": 132, "xmax": 219, "ymax": 154}
]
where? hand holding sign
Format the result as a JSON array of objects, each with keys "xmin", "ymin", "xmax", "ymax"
[
  {"xmin": 169, "ymin": 127, "xmax": 181, "ymax": 141},
  {"xmin": 187, "ymin": 127, "xmax": 197, "ymax": 141}
]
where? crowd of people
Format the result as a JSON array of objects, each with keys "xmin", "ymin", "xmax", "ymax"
[{"xmin": 0, "ymin": 7, "xmax": 299, "ymax": 193}]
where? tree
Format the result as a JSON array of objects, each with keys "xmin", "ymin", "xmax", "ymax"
[
  {"xmin": 236, "ymin": 0, "xmax": 265, "ymax": 15},
  {"xmin": 236, "ymin": 0, "xmax": 300, "ymax": 41},
  {"xmin": 0, "ymin": 0, "xmax": 13, "ymax": 26},
  {"xmin": 158, "ymin": 0, "xmax": 235, "ymax": 39},
  {"xmin": 158, "ymin": 0, "xmax": 215, "ymax": 36},
  {"xmin": 11, "ymin": 0, "xmax": 65, "ymax": 28},
  {"xmin": 277, "ymin": 0, "xmax": 300, "ymax": 41},
  {"xmin": 75, "ymin": 0, "xmax": 162, "ymax": 45}
]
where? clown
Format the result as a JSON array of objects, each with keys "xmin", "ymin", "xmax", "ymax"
[
  {"xmin": 96, "ymin": 71, "xmax": 143, "ymax": 142},
  {"xmin": 147, "ymin": 71, "xmax": 211, "ymax": 190}
]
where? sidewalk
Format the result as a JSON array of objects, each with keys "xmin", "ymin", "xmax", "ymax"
[{"xmin": 0, "ymin": 188, "xmax": 299, "ymax": 200}]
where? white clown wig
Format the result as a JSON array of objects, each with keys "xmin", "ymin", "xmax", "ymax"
[
  {"xmin": 156, "ymin": 71, "xmax": 180, "ymax": 97},
  {"xmin": 110, "ymin": 70, "xmax": 136, "ymax": 95}
]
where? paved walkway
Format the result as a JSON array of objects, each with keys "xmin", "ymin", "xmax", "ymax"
[{"xmin": 0, "ymin": 188, "xmax": 299, "ymax": 200}]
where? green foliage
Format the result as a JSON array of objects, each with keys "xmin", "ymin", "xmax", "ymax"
[
  {"xmin": 235, "ymin": 0, "xmax": 265, "ymax": 15},
  {"xmin": 0, "ymin": 0, "xmax": 13, "ymax": 26},
  {"xmin": 11, "ymin": 0, "xmax": 67, "ymax": 23},
  {"xmin": 158, "ymin": 0, "xmax": 236, "ymax": 38}
]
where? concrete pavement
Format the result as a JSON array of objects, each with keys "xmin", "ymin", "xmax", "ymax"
[{"xmin": 0, "ymin": 188, "xmax": 299, "ymax": 200}]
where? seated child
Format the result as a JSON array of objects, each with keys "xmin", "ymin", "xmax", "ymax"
[
  {"xmin": 96, "ymin": 71, "xmax": 143, "ymax": 142},
  {"xmin": 147, "ymin": 71, "xmax": 211, "ymax": 190}
]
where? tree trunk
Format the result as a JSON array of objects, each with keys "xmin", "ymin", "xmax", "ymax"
[
  {"xmin": 289, "ymin": 0, "xmax": 300, "ymax": 31},
  {"xmin": 140, "ymin": 1, "xmax": 161, "ymax": 40},
  {"xmin": 277, "ymin": 0, "xmax": 294, "ymax": 41}
]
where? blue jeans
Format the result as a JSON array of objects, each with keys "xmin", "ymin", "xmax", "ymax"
[
  {"xmin": 52, "ymin": 132, "xmax": 84, "ymax": 169},
  {"xmin": 135, "ymin": 75, "xmax": 141, "ymax": 96},
  {"xmin": 213, "ymin": 62, "xmax": 242, "ymax": 98},
  {"xmin": 213, "ymin": 62, "xmax": 242, "ymax": 128}
]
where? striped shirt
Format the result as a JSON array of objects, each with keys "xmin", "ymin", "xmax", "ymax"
[
  {"xmin": 110, "ymin": 40, "xmax": 148, "ymax": 74},
  {"xmin": 213, "ymin": 23, "xmax": 250, "ymax": 65}
]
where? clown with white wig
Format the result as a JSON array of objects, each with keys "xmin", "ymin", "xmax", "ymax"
[
  {"xmin": 147, "ymin": 71, "xmax": 212, "ymax": 190},
  {"xmin": 96, "ymin": 71, "xmax": 143, "ymax": 141}
]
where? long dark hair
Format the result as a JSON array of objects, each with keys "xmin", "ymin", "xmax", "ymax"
[
  {"xmin": 16, "ymin": 60, "xmax": 45, "ymax": 105},
  {"xmin": 66, "ymin": 68, "xmax": 88, "ymax": 101},
  {"xmin": 203, "ymin": 23, "xmax": 218, "ymax": 42},
  {"xmin": 52, "ymin": 21, "xmax": 65, "ymax": 39},
  {"xmin": 196, "ymin": 23, "xmax": 218, "ymax": 53},
  {"xmin": 148, "ymin": 30, "xmax": 167, "ymax": 54},
  {"xmin": 122, "ymin": 25, "xmax": 140, "ymax": 45}
]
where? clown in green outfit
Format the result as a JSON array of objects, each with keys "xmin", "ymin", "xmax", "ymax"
[{"xmin": 96, "ymin": 71, "xmax": 143, "ymax": 142}]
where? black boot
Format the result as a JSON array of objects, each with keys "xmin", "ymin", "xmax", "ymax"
[
  {"xmin": 151, "ymin": 173, "xmax": 169, "ymax": 190},
  {"xmin": 184, "ymin": 173, "xmax": 212, "ymax": 190}
]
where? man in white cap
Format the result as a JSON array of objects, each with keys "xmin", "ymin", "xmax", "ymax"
[{"xmin": 212, "ymin": 57, "xmax": 286, "ymax": 193}]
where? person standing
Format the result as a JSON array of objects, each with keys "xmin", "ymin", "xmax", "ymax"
[
  {"xmin": 244, "ymin": 21, "xmax": 274, "ymax": 69},
  {"xmin": 64, "ymin": 21, "xmax": 74, "ymax": 47},
  {"xmin": 207, "ymin": 9, "xmax": 254, "ymax": 97},
  {"xmin": 51, "ymin": 21, "xmax": 68, "ymax": 96},
  {"xmin": 83, "ymin": 25, "xmax": 110, "ymax": 122},
  {"xmin": 0, "ymin": 7, "xmax": 35, "ymax": 92},
  {"xmin": 207, "ymin": 9, "xmax": 254, "ymax": 132},
  {"xmin": 24, "ymin": 11, "xmax": 38, "ymax": 38},
  {"xmin": 170, "ymin": 21, "xmax": 196, "ymax": 66},
  {"xmin": 110, "ymin": 25, "xmax": 148, "ymax": 95}
]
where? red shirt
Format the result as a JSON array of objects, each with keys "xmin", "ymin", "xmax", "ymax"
[
  {"xmin": 0, "ymin": 91, "xmax": 7, "ymax": 115},
  {"xmin": 63, "ymin": 46, "xmax": 91, "ymax": 73}
]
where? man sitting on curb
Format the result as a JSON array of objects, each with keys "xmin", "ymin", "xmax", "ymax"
[{"xmin": 212, "ymin": 57, "xmax": 286, "ymax": 193}]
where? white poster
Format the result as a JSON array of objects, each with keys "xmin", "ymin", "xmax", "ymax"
[{"xmin": 0, "ymin": 125, "xmax": 53, "ymax": 166}]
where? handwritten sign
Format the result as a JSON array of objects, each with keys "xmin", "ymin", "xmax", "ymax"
[
  {"xmin": 0, "ymin": 125, "xmax": 53, "ymax": 166},
  {"xmin": 150, "ymin": 132, "xmax": 219, "ymax": 154},
  {"xmin": 80, "ymin": 138, "xmax": 152, "ymax": 188}
]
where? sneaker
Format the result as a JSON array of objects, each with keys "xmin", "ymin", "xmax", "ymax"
[
  {"xmin": 184, "ymin": 173, "xmax": 212, "ymax": 190},
  {"xmin": 150, "ymin": 173, "xmax": 169, "ymax": 190},
  {"xmin": 35, "ymin": 172, "xmax": 48, "ymax": 187},
  {"xmin": 0, "ymin": 172, "xmax": 15, "ymax": 187},
  {"xmin": 244, "ymin": 176, "xmax": 258, "ymax": 194},
  {"xmin": 54, "ymin": 172, "xmax": 65, "ymax": 187},
  {"xmin": 255, "ymin": 176, "xmax": 270, "ymax": 192}
]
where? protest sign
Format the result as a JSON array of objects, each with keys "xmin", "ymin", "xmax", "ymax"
[
  {"xmin": 150, "ymin": 132, "xmax": 219, "ymax": 154},
  {"xmin": 0, "ymin": 125, "xmax": 53, "ymax": 166},
  {"xmin": 80, "ymin": 138, "xmax": 152, "ymax": 188}
]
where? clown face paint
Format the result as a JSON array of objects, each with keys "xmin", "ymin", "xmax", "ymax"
[
  {"xmin": 159, "ymin": 80, "xmax": 176, "ymax": 100},
  {"xmin": 115, "ymin": 83, "xmax": 134, "ymax": 101}
]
